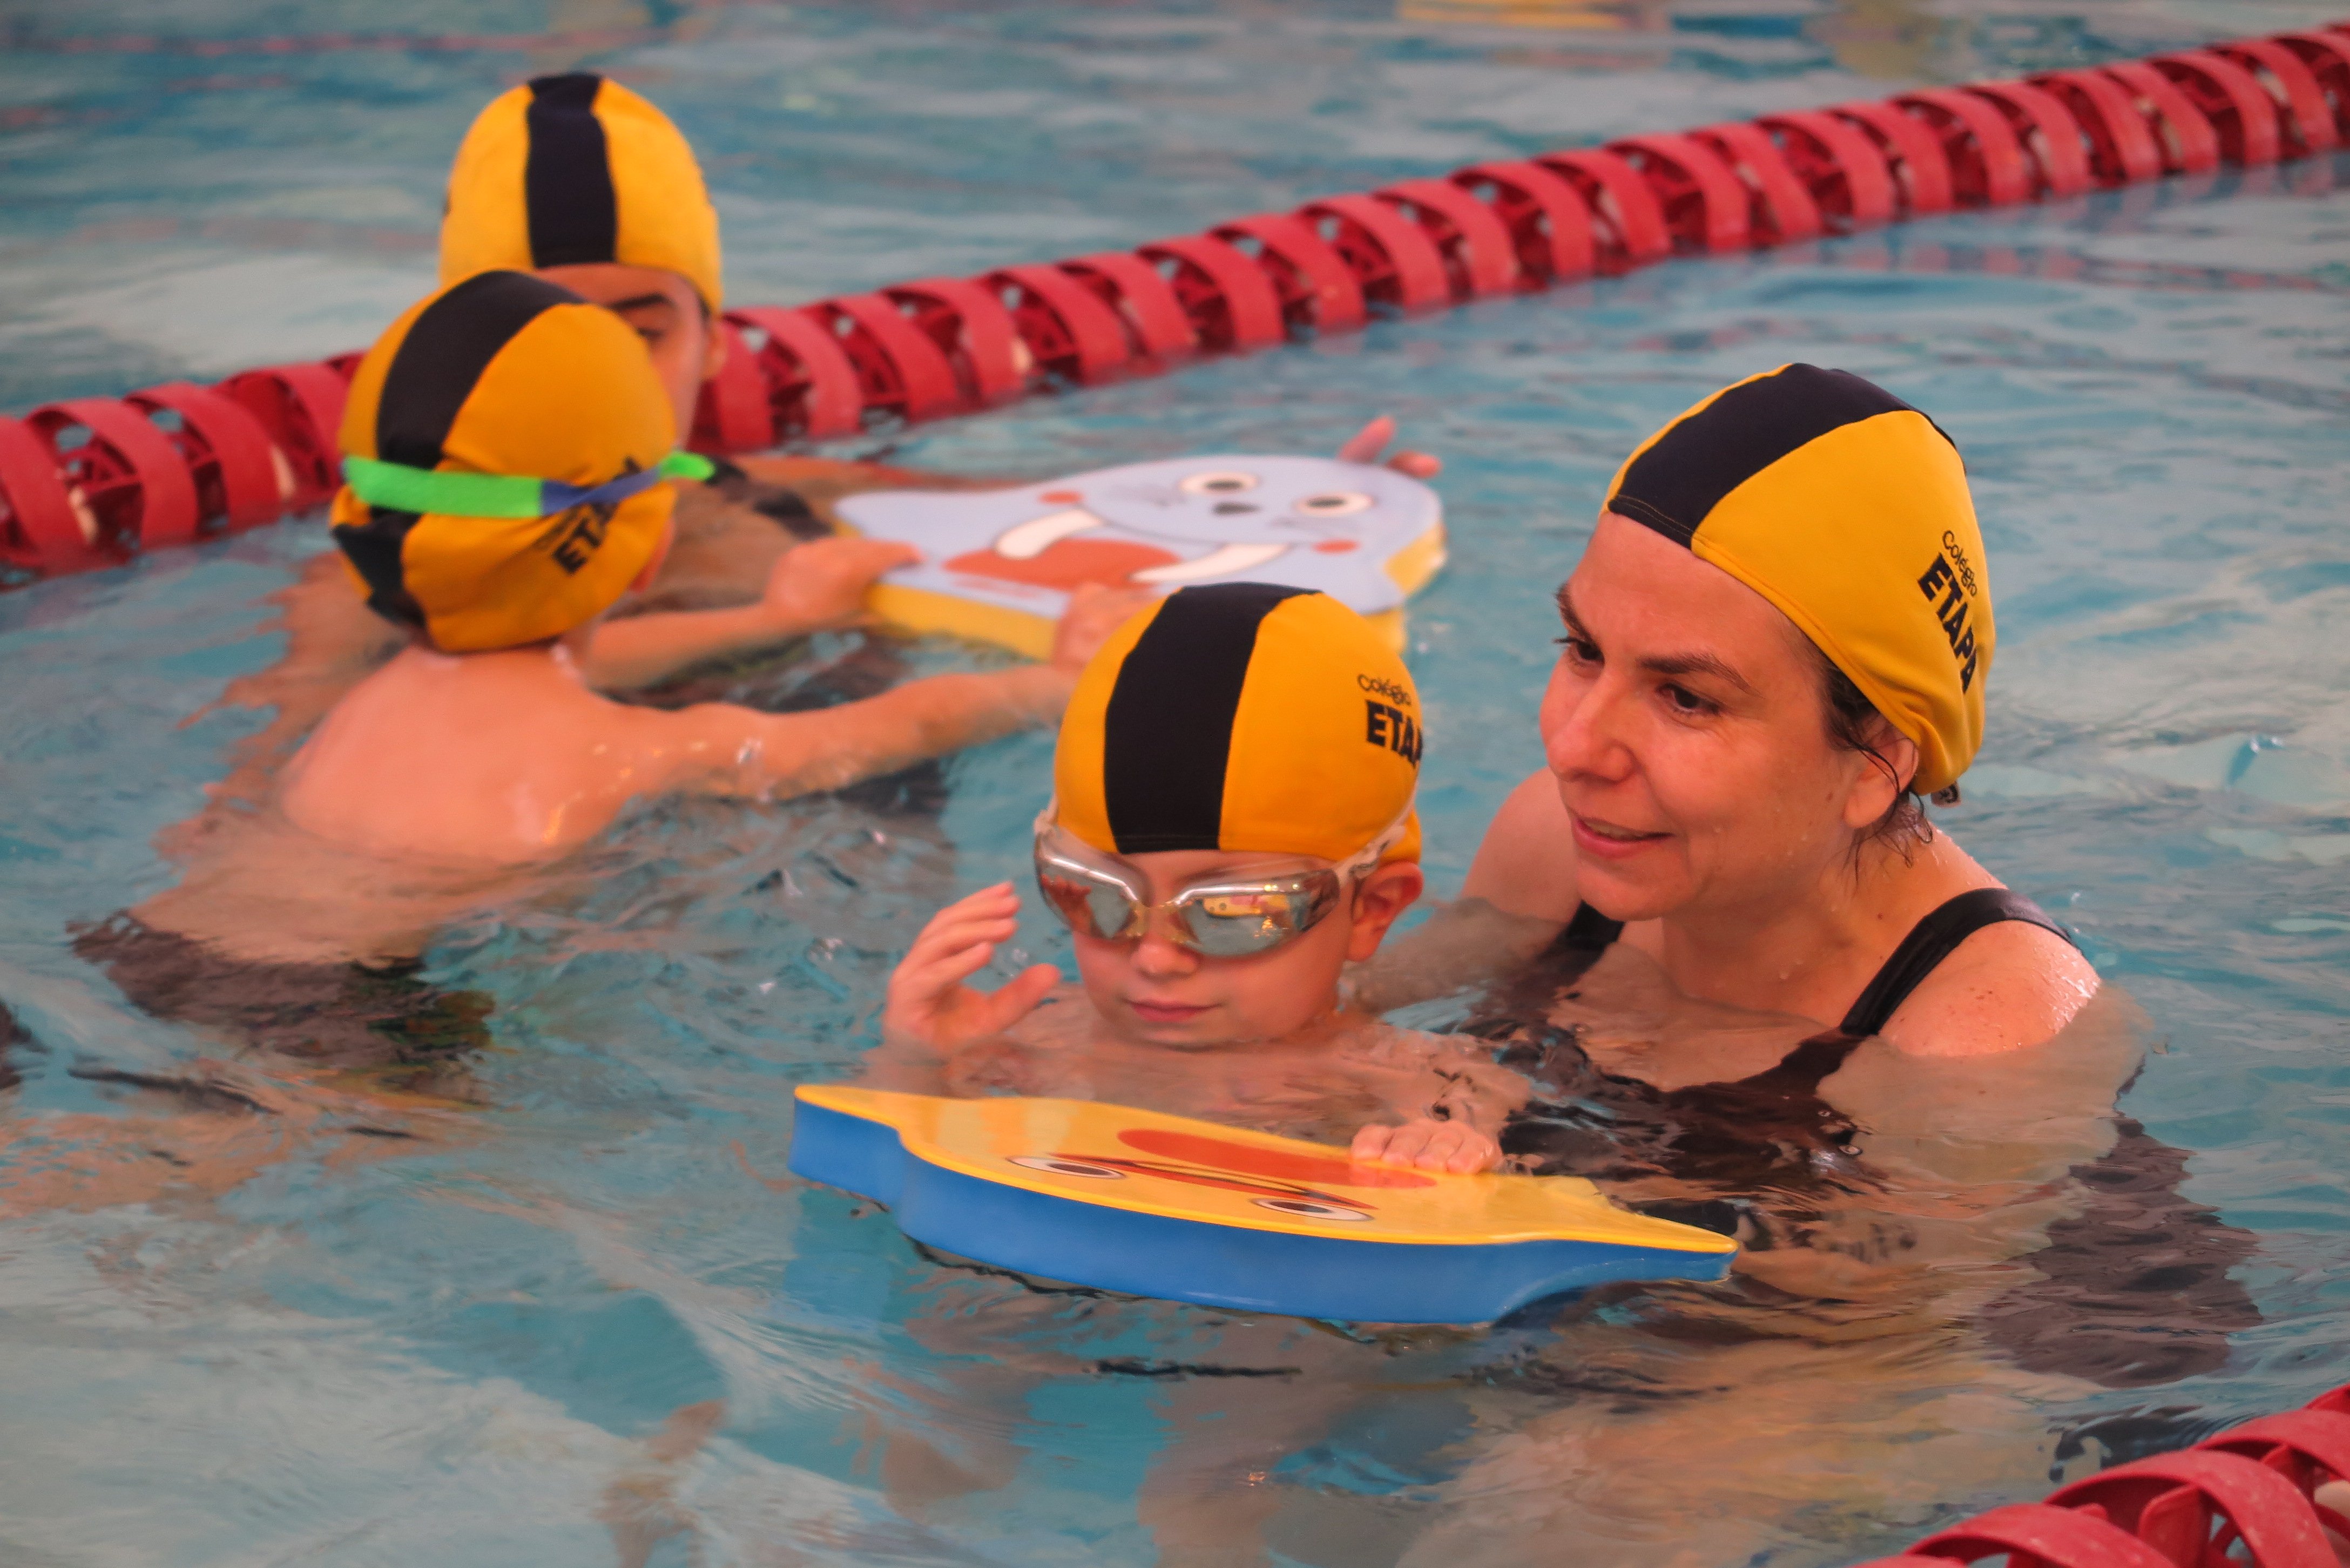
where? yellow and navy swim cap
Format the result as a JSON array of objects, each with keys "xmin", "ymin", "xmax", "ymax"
[
  {"xmin": 331, "ymin": 269, "xmax": 704, "ymax": 652},
  {"xmin": 1055, "ymin": 584, "xmax": 1423, "ymax": 866},
  {"xmin": 1605, "ymin": 363, "xmax": 1993, "ymax": 795},
  {"xmin": 440, "ymin": 73, "xmax": 723, "ymax": 312}
]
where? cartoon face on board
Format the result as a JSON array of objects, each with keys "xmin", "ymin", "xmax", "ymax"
[{"xmin": 834, "ymin": 455, "xmax": 1444, "ymax": 624}]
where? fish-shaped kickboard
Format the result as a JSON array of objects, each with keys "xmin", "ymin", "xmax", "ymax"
[
  {"xmin": 789, "ymin": 1086, "xmax": 1736, "ymax": 1323},
  {"xmin": 834, "ymin": 455, "xmax": 1445, "ymax": 657}
]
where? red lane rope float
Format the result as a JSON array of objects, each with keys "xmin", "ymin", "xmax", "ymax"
[
  {"xmin": 1847, "ymin": 1382, "xmax": 2350, "ymax": 1568},
  {"xmin": 2097, "ymin": 60, "xmax": 2226, "ymax": 176},
  {"xmin": 1963, "ymin": 80, "xmax": 2097, "ymax": 199},
  {"xmin": 2213, "ymin": 39, "xmax": 2341, "ymax": 156},
  {"xmin": 5, "ymin": 20, "xmax": 2348, "ymax": 584},
  {"xmin": 1212, "ymin": 214, "xmax": 1369, "ymax": 333},
  {"xmin": 24, "ymin": 397, "xmax": 201, "ymax": 557},
  {"xmin": 1690, "ymin": 120, "xmax": 1827, "ymax": 244},
  {"xmin": 1449, "ymin": 160, "xmax": 1598, "ymax": 285},
  {"xmin": 1532, "ymin": 147, "xmax": 1674, "ymax": 271},
  {"xmin": 1896, "ymin": 87, "xmax": 2037, "ymax": 206},
  {"xmin": 1607, "ymin": 132, "xmax": 1753, "ymax": 253},
  {"xmin": 985, "ymin": 264, "xmax": 1133, "ymax": 384},
  {"xmin": 1136, "ymin": 234, "xmax": 1285, "ymax": 352},
  {"xmin": 1298, "ymin": 193, "xmax": 1455, "ymax": 311},
  {"xmin": 887, "ymin": 277, "xmax": 1029, "ymax": 405},
  {"xmin": 127, "ymin": 381, "xmax": 285, "ymax": 533},
  {"xmin": 1752, "ymin": 110, "xmax": 1899, "ymax": 229},
  {"xmin": 810, "ymin": 292, "xmax": 963, "ymax": 422},
  {"xmin": 1826, "ymin": 97, "xmax": 1961, "ymax": 215},
  {"xmin": 1373, "ymin": 179, "xmax": 1522, "ymax": 298},
  {"xmin": 2155, "ymin": 50, "xmax": 2285, "ymax": 166},
  {"xmin": 0, "ymin": 415, "xmax": 97, "ymax": 576},
  {"xmin": 217, "ymin": 360, "xmax": 345, "ymax": 510},
  {"xmin": 2029, "ymin": 69, "xmax": 2169, "ymax": 186},
  {"xmin": 1059, "ymin": 251, "xmax": 1200, "ymax": 360},
  {"xmin": 2272, "ymin": 32, "xmax": 2350, "ymax": 138},
  {"xmin": 722, "ymin": 305, "xmax": 865, "ymax": 442},
  {"xmin": 1901, "ymin": 1503, "xmax": 2178, "ymax": 1568}
]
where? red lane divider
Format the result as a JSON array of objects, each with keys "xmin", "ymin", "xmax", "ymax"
[
  {"xmin": 890, "ymin": 276, "xmax": 1029, "ymax": 406},
  {"xmin": 1847, "ymin": 1382, "xmax": 2350, "ymax": 1568},
  {"xmin": 1692, "ymin": 120, "xmax": 1827, "ymax": 245},
  {"xmin": 1450, "ymin": 160, "xmax": 1599, "ymax": 284},
  {"xmin": 1755, "ymin": 110, "xmax": 1899, "ymax": 229},
  {"xmin": 1060, "ymin": 251, "xmax": 1200, "ymax": 359},
  {"xmin": 3, "ymin": 18, "xmax": 2346, "ymax": 584},
  {"xmin": 2031, "ymin": 69, "xmax": 2168, "ymax": 186},
  {"xmin": 128, "ymin": 381, "xmax": 284, "ymax": 533}
]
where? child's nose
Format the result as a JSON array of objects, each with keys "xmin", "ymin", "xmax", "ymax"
[{"xmin": 1130, "ymin": 913, "xmax": 1200, "ymax": 975}]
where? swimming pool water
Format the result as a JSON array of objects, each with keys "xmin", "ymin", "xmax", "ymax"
[{"xmin": 4, "ymin": 3, "xmax": 2350, "ymax": 1564}]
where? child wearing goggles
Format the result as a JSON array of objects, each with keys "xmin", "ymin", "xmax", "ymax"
[{"xmin": 874, "ymin": 583, "xmax": 1524, "ymax": 1175}]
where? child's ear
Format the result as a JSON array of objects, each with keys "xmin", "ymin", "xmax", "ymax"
[{"xmin": 1343, "ymin": 862, "xmax": 1424, "ymax": 963}]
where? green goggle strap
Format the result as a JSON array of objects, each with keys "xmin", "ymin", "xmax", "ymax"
[{"xmin": 342, "ymin": 450, "xmax": 715, "ymax": 519}]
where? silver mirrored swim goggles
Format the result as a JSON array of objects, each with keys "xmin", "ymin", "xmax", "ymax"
[{"xmin": 1030, "ymin": 803, "xmax": 1410, "ymax": 959}]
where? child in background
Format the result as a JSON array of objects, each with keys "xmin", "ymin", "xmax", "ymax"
[
  {"xmin": 84, "ymin": 270, "xmax": 1144, "ymax": 1032},
  {"xmin": 214, "ymin": 70, "xmax": 1440, "ymax": 816}
]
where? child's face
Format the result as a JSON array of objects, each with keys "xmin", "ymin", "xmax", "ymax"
[{"xmin": 1066, "ymin": 848, "xmax": 1423, "ymax": 1048}]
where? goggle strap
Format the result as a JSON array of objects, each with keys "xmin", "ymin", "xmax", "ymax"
[{"xmin": 342, "ymin": 450, "xmax": 714, "ymax": 520}]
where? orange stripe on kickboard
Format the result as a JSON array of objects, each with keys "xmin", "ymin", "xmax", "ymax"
[{"xmin": 947, "ymin": 536, "xmax": 1178, "ymax": 589}]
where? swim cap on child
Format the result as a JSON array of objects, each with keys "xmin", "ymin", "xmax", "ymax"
[
  {"xmin": 1054, "ymin": 584, "xmax": 1423, "ymax": 865},
  {"xmin": 330, "ymin": 269, "xmax": 684, "ymax": 652},
  {"xmin": 1604, "ymin": 363, "xmax": 1993, "ymax": 795},
  {"xmin": 440, "ymin": 73, "xmax": 723, "ymax": 312}
]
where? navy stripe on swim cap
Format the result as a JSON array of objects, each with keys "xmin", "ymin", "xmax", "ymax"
[
  {"xmin": 524, "ymin": 73, "xmax": 620, "ymax": 272},
  {"xmin": 1101, "ymin": 583, "xmax": 1309, "ymax": 855},
  {"xmin": 374, "ymin": 270, "xmax": 579, "ymax": 470},
  {"xmin": 1609, "ymin": 364, "xmax": 1955, "ymax": 546}
]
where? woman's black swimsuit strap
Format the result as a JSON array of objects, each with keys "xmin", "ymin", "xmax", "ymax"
[
  {"xmin": 1835, "ymin": 887, "xmax": 2072, "ymax": 1039},
  {"xmin": 1538, "ymin": 886, "xmax": 2071, "ymax": 1040}
]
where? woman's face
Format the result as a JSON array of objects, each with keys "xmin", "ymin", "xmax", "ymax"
[{"xmin": 1538, "ymin": 512, "xmax": 1908, "ymax": 923}]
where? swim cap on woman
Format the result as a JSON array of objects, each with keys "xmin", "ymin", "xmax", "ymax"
[
  {"xmin": 1604, "ymin": 363, "xmax": 1993, "ymax": 795},
  {"xmin": 440, "ymin": 73, "xmax": 723, "ymax": 312},
  {"xmin": 330, "ymin": 270, "xmax": 683, "ymax": 652},
  {"xmin": 1054, "ymin": 584, "xmax": 1423, "ymax": 865}
]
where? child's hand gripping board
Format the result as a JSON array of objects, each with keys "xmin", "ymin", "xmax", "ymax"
[
  {"xmin": 832, "ymin": 456, "xmax": 1444, "ymax": 657},
  {"xmin": 789, "ymin": 1086, "xmax": 1735, "ymax": 1323}
]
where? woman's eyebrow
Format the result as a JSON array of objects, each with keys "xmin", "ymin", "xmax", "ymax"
[
  {"xmin": 1557, "ymin": 585, "xmax": 1755, "ymax": 694},
  {"xmin": 1640, "ymin": 650, "xmax": 1757, "ymax": 694},
  {"xmin": 602, "ymin": 294, "xmax": 677, "ymax": 316}
]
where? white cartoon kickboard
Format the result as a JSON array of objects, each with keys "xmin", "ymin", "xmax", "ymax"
[{"xmin": 835, "ymin": 455, "xmax": 1446, "ymax": 657}]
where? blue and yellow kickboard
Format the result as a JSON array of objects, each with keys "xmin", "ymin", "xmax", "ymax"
[
  {"xmin": 834, "ymin": 455, "xmax": 1445, "ymax": 658},
  {"xmin": 788, "ymin": 1086, "xmax": 1735, "ymax": 1324}
]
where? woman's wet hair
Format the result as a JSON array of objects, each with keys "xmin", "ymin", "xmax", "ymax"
[{"xmin": 1811, "ymin": 642, "xmax": 1960, "ymax": 852}]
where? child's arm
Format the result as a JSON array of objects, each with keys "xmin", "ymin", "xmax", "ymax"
[
  {"xmin": 580, "ymin": 536, "xmax": 919, "ymax": 690},
  {"xmin": 643, "ymin": 583, "xmax": 1153, "ymax": 800}
]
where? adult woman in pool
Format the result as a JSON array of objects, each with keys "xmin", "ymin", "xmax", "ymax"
[
  {"xmin": 1358, "ymin": 366, "xmax": 2255, "ymax": 1568},
  {"xmin": 1384, "ymin": 361, "xmax": 2099, "ymax": 1056}
]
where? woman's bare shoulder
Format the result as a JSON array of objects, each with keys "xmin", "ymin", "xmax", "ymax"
[
  {"xmin": 1877, "ymin": 918, "xmax": 2103, "ymax": 1058},
  {"xmin": 1461, "ymin": 768, "xmax": 1584, "ymax": 921}
]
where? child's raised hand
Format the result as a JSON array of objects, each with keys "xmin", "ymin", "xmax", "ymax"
[
  {"xmin": 1049, "ymin": 583, "xmax": 1158, "ymax": 672},
  {"xmin": 1351, "ymin": 1117, "xmax": 1502, "ymax": 1174},
  {"xmin": 882, "ymin": 882, "xmax": 1061, "ymax": 1047},
  {"xmin": 759, "ymin": 536, "xmax": 921, "ymax": 633},
  {"xmin": 1335, "ymin": 414, "xmax": 1442, "ymax": 480}
]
